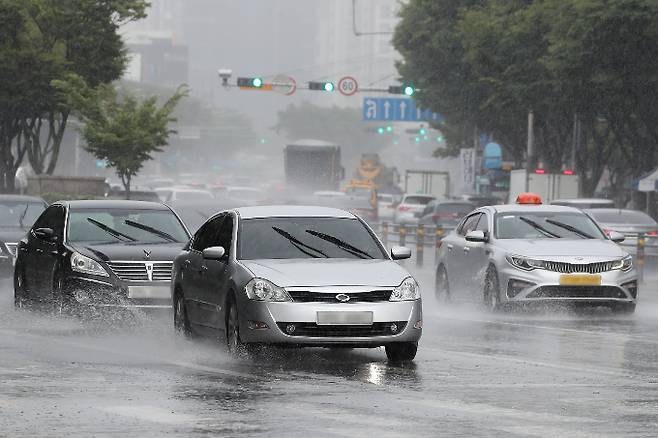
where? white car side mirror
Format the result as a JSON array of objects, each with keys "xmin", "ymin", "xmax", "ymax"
[{"xmin": 391, "ymin": 246, "xmax": 411, "ymax": 260}]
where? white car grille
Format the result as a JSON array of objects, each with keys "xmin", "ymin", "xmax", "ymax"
[
  {"xmin": 106, "ymin": 261, "xmax": 173, "ymax": 282},
  {"xmin": 543, "ymin": 260, "xmax": 615, "ymax": 274}
]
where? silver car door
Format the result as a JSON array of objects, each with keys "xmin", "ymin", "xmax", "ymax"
[
  {"xmin": 463, "ymin": 212, "xmax": 491, "ymax": 298},
  {"xmin": 447, "ymin": 213, "xmax": 481, "ymax": 298}
]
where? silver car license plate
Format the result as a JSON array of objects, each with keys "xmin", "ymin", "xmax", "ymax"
[
  {"xmin": 128, "ymin": 285, "xmax": 170, "ymax": 299},
  {"xmin": 316, "ymin": 311, "xmax": 373, "ymax": 326}
]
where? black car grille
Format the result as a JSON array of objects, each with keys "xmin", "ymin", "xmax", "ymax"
[
  {"xmin": 287, "ymin": 290, "xmax": 392, "ymax": 303},
  {"xmin": 543, "ymin": 260, "xmax": 615, "ymax": 274},
  {"xmin": 527, "ymin": 286, "xmax": 626, "ymax": 299},
  {"xmin": 276, "ymin": 322, "xmax": 407, "ymax": 337},
  {"xmin": 106, "ymin": 261, "xmax": 173, "ymax": 282}
]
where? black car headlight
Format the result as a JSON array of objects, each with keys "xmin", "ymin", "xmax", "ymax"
[
  {"xmin": 71, "ymin": 252, "xmax": 109, "ymax": 277},
  {"xmin": 245, "ymin": 278, "xmax": 292, "ymax": 302},
  {"xmin": 611, "ymin": 255, "xmax": 633, "ymax": 272},
  {"xmin": 506, "ymin": 255, "xmax": 546, "ymax": 271}
]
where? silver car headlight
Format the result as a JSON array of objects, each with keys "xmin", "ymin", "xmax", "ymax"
[
  {"xmin": 390, "ymin": 277, "xmax": 420, "ymax": 301},
  {"xmin": 611, "ymin": 255, "xmax": 633, "ymax": 272},
  {"xmin": 70, "ymin": 252, "xmax": 109, "ymax": 277},
  {"xmin": 245, "ymin": 278, "xmax": 292, "ymax": 302},
  {"xmin": 506, "ymin": 255, "xmax": 546, "ymax": 271}
]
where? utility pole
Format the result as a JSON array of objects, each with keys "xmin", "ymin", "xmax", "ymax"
[{"xmin": 526, "ymin": 110, "xmax": 535, "ymax": 191}]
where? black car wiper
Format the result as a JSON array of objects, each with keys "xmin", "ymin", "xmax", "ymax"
[
  {"xmin": 18, "ymin": 204, "xmax": 29, "ymax": 229},
  {"xmin": 305, "ymin": 229, "xmax": 374, "ymax": 259},
  {"xmin": 518, "ymin": 216, "xmax": 561, "ymax": 238},
  {"xmin": 86, "ymin": 218, "xmax": 136, "ymax": 242},
  {"xmin": 271, "ymin": 226, "xmax": 328, "ymax": 258},
  {"xmin": 124, "ymin": 219, "xmax": 179, "ymax": 242},
  {"xmin": 545, "ymin": 219, "xmax": 594, "ymax": 239}
]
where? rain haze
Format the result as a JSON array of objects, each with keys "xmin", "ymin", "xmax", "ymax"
[{"xmin": 2, "ymin": 0, "xmax": 658, "ymax": 437}]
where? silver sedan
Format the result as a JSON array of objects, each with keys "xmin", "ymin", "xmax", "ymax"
[
  {"xmin": 435, "ymin": 204, "xmax": 638, "ymax": 313},
  {"xmin": 172, "ymin": 206, "xmax": 422, "ymax": 362}
]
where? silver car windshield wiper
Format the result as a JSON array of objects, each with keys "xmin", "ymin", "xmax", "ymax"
[
  {"xmin": 544, "ymin": 219, "xmax": 594, "ymax": 239},
  {"xmin": 271, "ymin": 226, "xmax": 328, "ymax": 258},
  {"xmin": 518, "ymin": 216, "xmax": 561, "ymax": 238},
  {"xmin": 124, "ymin": 219, "xmax": 179, "ymax": 242},
  {"xmin": 305, "ymin": 229, "xmax": 374, "ymax": 259},
  {"xmin": 87, "ymin": 218, "xmax": 137, "ymax": 242}
]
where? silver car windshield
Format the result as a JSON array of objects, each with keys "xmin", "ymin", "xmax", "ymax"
[
  {"xmin": 238, "ymin": 217, "xmax": 386, "ymax": 260},
  {"xmin": 495, "ymin": 212, "xmax": 605, "ymax": 240}
]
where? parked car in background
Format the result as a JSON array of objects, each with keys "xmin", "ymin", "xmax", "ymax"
[
  {"xmin": 377, "ymin": 193, "xmax": 401, "ymax": 222},
  {"xmin": 551, "ymin": 198, "xmax": 615, "ymax": 209},
  {"xmin": 393, "ymin": 194, "xmax": 436, "ymax": 225},
  {"xmin": 0, "ymin": 195, "xmax": 47, "ymax": 277},
  {"xmin": 14, "ymin": 200, "xmax": 190, "ymax": 312},
  {"xmin": 221, "ymin": 186, "xmax": 266, "ymax": 206},
  {"xmin": 154, "ymin": 187, "xmax": 214, "ymax": 203},
  {"xmin": 460, "ymin": 195, "xmax": 501, "ymax": 208},
  {"xmin": 172, "ymin": 205, "xmax": 421, "ymax": 362},
  {"xmin": 168, "ymin": 199, "xmax": 241, "ymax": 233},
  {"xmin": 585, "ymin": 208, "xmax": 658, "ymax": 255},
  {"xmin": 418, "ymin": 200, "xmax": 475, "ymax": 233}
]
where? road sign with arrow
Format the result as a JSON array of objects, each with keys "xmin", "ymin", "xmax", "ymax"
[{"xmin": 362, "ymin": 97, "xmax": 443, "ymax": 122}]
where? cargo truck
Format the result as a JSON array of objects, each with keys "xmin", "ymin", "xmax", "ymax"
[
  {"xmin": 284, "ymin": 139, "xmax": 344, "ymax": 192},
  {"xmin": 404, "ymin": 170, "xmax": 450, "ymax": 198},
  {"xmin": 509, "ymin": 169, "xmax": 579, "ymax": 203}
]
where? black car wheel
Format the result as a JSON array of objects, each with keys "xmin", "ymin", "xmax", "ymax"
[
  {"xmin": 385, "ymin": 342, "xmax": 418, "ymax": 363},
  {"xmin": 13, "ymin": 262, "xmax": 28, "ymax": 309},
  {"xmin": 173, "ymin": 292, "xmax": 192, "ymax": 337},
  {"xmin": 483, "ymin": 267, "xmax": 500, "ymax": 312},
  {"xmin": 435, "ymin": 264, "xmax": 451, "ymax": 304}
]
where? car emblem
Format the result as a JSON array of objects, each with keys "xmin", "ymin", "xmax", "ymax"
[
  {"xmin": 143, "ymin": 249, "xmax": 151, "ymax": 260},
  {"xmin": 335, "ymin": 293, "xmax": 351, "ymax": 302}
]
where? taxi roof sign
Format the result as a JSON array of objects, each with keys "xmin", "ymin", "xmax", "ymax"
[{"xmin": 516, "ymin": 192, "xmax": 543, "ymax": 204}]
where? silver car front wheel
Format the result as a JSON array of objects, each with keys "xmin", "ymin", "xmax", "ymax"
[{"xmin": 483, "ymin": 268, "xmax": 500, "ymax": 312}]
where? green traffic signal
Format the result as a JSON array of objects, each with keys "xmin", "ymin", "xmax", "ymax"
[
  {"xmin": 324, "ymin": 82, "xmax": 334, "ymax": 92},
  {"xmin": 377, "ymin": 127, "xmax": 385, "ymax": 134},
  {"xmin": 386, "ymin": 125, "xmax": 393, "ymax": 132},
  {"xmin": 252, "ymin": 77, "xmax": 263, "ymax": 88},
  {"xmin": 419, "ymin": 128, "xmax": 426, "ymax": 135},
  {"xmin": 403, "ymin": 85, "xmax": 415, "ymax": 96}
]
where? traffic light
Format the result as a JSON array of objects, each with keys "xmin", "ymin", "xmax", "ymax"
[
  {"xmin": 377, "ymin": 127, "xmax": 385, "ymax": 134},
  {"xmin": 388, "ymin": 84, "xmax": 415, "ymax": 96},
  {"xmin": 309, "ymin": 81, "xmax": 335, "ymax": 92},
  {"xmin": 237, "ymin": 77, "xmax": 263, "ymax": 88}
]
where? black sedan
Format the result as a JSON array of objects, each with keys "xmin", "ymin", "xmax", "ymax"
[
  {"xmin": 14, "ymin": 200, "xmax": 190, "ymax": 312},
  {"xmin": 0, "ymin": 195, "xmax": 47, "ymax": 277}
]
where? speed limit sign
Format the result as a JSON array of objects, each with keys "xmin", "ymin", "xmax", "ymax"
[{"xmin": 338, "ymin": 76, "xmax": 358, "ymax": 96}]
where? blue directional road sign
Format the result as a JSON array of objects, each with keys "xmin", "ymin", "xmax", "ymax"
[{"xmin": 362, "ymin": 97, "xmax": 443, "ymax": 122}]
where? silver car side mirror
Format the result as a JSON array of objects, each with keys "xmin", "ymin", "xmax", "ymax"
[
  {"xmin": 203, "ymin": 246, "xmax": 226, "ymax": 260},
  {"xmin": 465, "ymin": 230, "xmax": 487, "ymax": 242},
  {"xmin": 608, "ymin": 231, "xmax": 625, "ymax": 243},
  {"xmin": 391, "ymin": 246, "xmax": 411, "ymax": 260}
]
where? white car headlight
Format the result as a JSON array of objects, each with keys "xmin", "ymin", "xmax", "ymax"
[
  {"xmin": 70, "ymin": 252, "xmax": 109, "ymax": 277},
  {"xmin": 611, "ymin": 255, "xmax": 633, "ymax": 271},
  {"xmin": 506, "ymin": 255, "xmax": 546, "ymax": 271},
  {"xmin": 245, "ymin": 278, "xmax": 292, "ymax": 302},
  {"xmin": 390, "ymin": 277, "xmax": 420, "ymax": 301}
]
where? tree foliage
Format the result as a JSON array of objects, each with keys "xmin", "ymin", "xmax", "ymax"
[
  {"xmin": 55, "ymin": 76, "xmax": 187, "ymax": 198},
  {"xmin": 394, "ymin": 0, "xmax": 658, "ymax": 198}
]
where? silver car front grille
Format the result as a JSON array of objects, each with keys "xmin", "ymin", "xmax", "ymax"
[
  {"xmin": 543, "ymin": 260, "xmax": 615, "ymax": 274},
  {"xmin": 106, "ymin": 261, "xmax": 173, "ymax": 282}
]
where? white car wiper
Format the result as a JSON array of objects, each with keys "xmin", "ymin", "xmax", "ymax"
[
  {"xmin": 545, "ymin": 219, "xmax": 594, "ymax": 239},
  {"xmin": 305, "ymin": 229, "xmax": 374, "ymax": 259},
  {"xmin": 87, "ymin": 218, "xmax": 136, "ymax": 242},
  {"xmin": 518, "ymin": 216, "xmax": 561, "ymax": 238},
  {"xmin": 272, "ymin": 226, "xmax": 328, "ymax": 258}
]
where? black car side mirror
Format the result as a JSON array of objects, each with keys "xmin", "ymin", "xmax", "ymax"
[
  {"xmin": 203, "ymin": 246, "xmax": 226, "ymax": 261},
  {"xmin": 33, "ymin": 227, "xmax": 55, "ymax": 241}
]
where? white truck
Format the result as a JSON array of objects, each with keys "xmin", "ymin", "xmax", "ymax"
[
  {"xmin": 404, "ymin": 170, "xmax": 450, "ymax": 198},
  {"xmin": 509, "ymin": 169, "xmax": 579, "ymax": 203}
]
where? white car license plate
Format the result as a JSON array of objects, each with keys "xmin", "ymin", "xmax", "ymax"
[
  {"xmin": 316, "ymin": 311, "xmax": 373, "ymax": 326},
  {"xmin": 128, "ymin": 285, "xmax": 170, "ymax": 299}
]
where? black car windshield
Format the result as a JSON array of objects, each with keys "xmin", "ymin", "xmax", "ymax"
[
  {"xmin": 495, "ymin": 212, "xmax": 605, "ymax": 239},
  {"xmin": 67, "ymin": 208, "xmax": 189, "ymax": 244},
  {"xmin": 238, "ymin": 217, "xmax": 386, "ymax": 260},
  {"xmin": 0, "ymin": 201, "xmax": 45, "ymax": 228}
]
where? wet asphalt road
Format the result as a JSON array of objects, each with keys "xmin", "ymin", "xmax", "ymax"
[{"xmin": 2, "ymin": 265, "xmax": 658, "ymax": 438}]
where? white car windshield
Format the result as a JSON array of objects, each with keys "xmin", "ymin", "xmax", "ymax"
[
  {"xmin": 238, "ymin": 217, "xmax": 386, "ymax": 260},
  {"xmin": 495, "ymin": 212, "xmax": 605, "ymax": 239}
]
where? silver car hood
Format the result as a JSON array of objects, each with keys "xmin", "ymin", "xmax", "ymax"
[
  {"xmin": 240, "ymin": 258, "xmax": 410, "ymax": 288},
  {"xmin": 494, "ymin": 238, "xmax": 628, "ymax": 260}
]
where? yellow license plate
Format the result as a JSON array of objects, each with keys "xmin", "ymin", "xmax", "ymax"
[{"xmin": 559, "ymin": 274, "xmax": 602, "ymax": 286}]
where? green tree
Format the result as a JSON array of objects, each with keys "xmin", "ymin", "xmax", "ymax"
[{"xmin": 56, "ymin": 76, "xmax": 187, "ymax": 198}]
